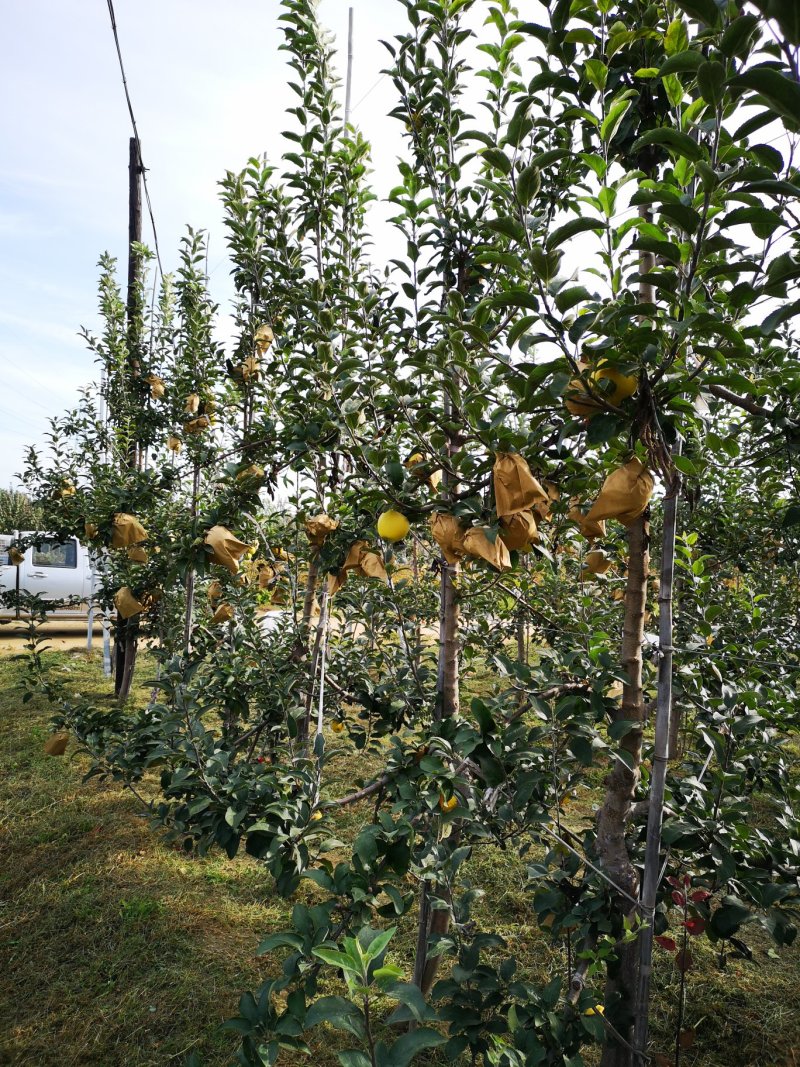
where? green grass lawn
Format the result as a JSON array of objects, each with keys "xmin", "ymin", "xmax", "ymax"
[{"xmin": 1, "ymin": 647, "xmax": 798, "ymax": 1066}]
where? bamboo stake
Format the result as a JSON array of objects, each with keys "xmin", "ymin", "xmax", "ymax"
[{"xmin": 633, "ymin": 442, "xmax": 682, "ymax": 1063}]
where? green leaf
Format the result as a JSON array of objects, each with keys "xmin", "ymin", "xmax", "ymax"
[
  {"xmin": 305, "ymin": 996, "xmax": 366, "ymax": 1039},
  {"xmin": 362, "ymin": 925, "xmax": 396, "ymax": 964},
  {"xmin": 697, "ymin": 60, "xmax": 725, "ymax": 106},
  {"xmin": 486, "ymin": 216, "xmax": 527, "ymax": 242},
  {"xmin": 658, "ymin": 51, "xmax": 703, "ymax": 77},
  {"xmin": 671, "ymin": 0, "xmax": 722, "ymax": 26},
  {"xmin": 729, "ymin": 68, "xmax": 800, "ymax": 129},
  {"xmin": 584, "ymin": 58, "xmax": 608, "ymax": 91},
  {"xmin": 482, "ymin": 148, "xmax": 512, "ymax": 174},
  {"xmin": 516, "ymin": 164, "xmax": 541, "ymax": 205},
  {"xmin": 601, "ymin": 98, "xmax": 632, "ymax": 143},
  {"xmin": 311, "ymin": 947, "xmax": 360, "ymax": 973},
  {"xmin": 337, "ymin": 1052, "xmax": 372, "ymax": 1067},
  {"xmin": 554, "ymin": 286, "xmax": 592, "ymax": 314},
  {"xmin": 608, "ymin": 719, "xmax": 638, "ymax": 740},
  {"xmin": 382, "ymin": 1027, "xmax": 446, "ymax": 1067},
  {"xmin": 664, "ymin": 18, "xmax": 689, "ymax": 55},
  {"xmin": 631, "ymin": 128, "xmax": 703, "ymax": 161},
  {"xmin": 385, "ymin": 982, "xmax": 440, "ymax": 1024},
  {"xmin": 709, "ymin": 897, "xmax": 752, "ymax": 939},
  {"xmin": 546, "ymin": 217, "xmax": 605, "ymax": 249}
]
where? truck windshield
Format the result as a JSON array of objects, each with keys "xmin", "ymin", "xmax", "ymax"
[{"xmin": 32, "ymin": 540, "xmax": 77, "ymax": 569}]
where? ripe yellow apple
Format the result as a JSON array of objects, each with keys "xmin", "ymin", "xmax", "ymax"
[
  {"xmin": 377, "ymin": 509, "xmax": 410, "ymax": 542},
  {"xmin": 565, "ymin": 361, "xmax": 638, "ymax": 416}
]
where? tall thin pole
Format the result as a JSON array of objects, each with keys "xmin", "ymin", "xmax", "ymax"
[
  {"xmin": 633, "ymin": 442, "xmax": 682, "ymax": 1063},
  {"xmin": 344, "ymin": 7, "xmax": 354, "ymax": 131},
  {"xmin": 115, "ymin": 137, "xmax": 143, "ymax": 699}
]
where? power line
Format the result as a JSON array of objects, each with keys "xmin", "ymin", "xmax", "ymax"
[{"xmin": 105, "ymin": 0, "xmax": 164, "ymax": 279}]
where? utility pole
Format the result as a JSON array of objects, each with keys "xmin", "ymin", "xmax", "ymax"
[
  {"xmin": 344, "ymin": 7, "xmax": 354, "ymax": 131},
  {"xmin": 114, "ymin": 136, "xmax": 143, "ymax": 699}
]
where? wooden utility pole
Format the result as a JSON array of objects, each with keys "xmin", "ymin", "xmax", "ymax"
[{"xmin": 114, "ymin": 136, "xmax": 143, "ymax": 699}]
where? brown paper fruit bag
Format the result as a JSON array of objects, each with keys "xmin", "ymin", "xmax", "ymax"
[
  {"xmin": 568, "ymin": 506, "xmax": 607, "ymax": 541},
  {"xmin": 236, "ymin": 464, "xmax": 265, "ymax": 491},
  {"xmin": 127, "ymin": 545, "xmax": 149, "ymax": 564},
  {"xmin": 205, "ymin": 526, "xmax": 251, "ymax": 574},
  {"xmin": 499, "ymin": 510, "xmax": 538, "ymax": 551},
  {"xmin": 306, "ymin": 513, "xmax": 339, "ymax": 547},
  {"xmin": 493, "ymin": 452, "xmax": 548, "ymax": 518},
  {"xmin": 328, "ymin": 541, "xmax": 388, "ymax": 596},
  {"xmin": 405, "ymin": 452, "xmax": 442, "ymax": 490},
  {"xmin": 111, "ymin": 513, "xmax": 148, "ymax": 549},
  {"xmin": 146, "ymin": 374, "xmax": 165, "ymax": 400},
  {"xmin": 430, "ymin": 514, "xmax": 466, "ymax": 565},
  {"xmin": 44, "ymin": 732, "xmax": 69, "ymax": 756},
  {"xmin": 585, "ymin": 549, "xmax": 612, "ymax": 574},
  {"xmin": 185, "ymin": 415, "xmax": 210, "ymax": 434},
  {"xmin": 240, "ymin": 355, "xmax": 261, "ymax": 383},
  {"xmin": 585, "ymin": 458, "xmax": 654, "ymax": 527},
  {"xmin": 184, "ymin": 393, "xmax": 201, "ymax": 414},
  {"xmin": 254, "ymin": 323, "xmax": 275, "ymax": 355},
  {"xmin": 167, "ymin": 435, "xmax": 182, "ymax": 453},
  {"xmin": 9, "ymin": 547, "xmax": 24, "ymax": 566},
  {"xmin": 463, "ymin": 527, "xmax": 512, "ymax": 572},
  {"xmin": 114, "ymin": 587, "xmax": 146, "ymax": 619},
  {"xmin": 207, "ymin": 579, "xmax": 224, "ymax": 603},
  {"xmin": 211, "ymin": 602, "xmax": 235, "ymax": 625}
]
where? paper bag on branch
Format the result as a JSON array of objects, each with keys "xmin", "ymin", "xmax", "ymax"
[
  {"xmin": 207, "ymin": 579, "xmax": 224, "ymax": 603},
  {"xmin": 493, "ymin": 452, "xmax": 548, "ymax": 518},
  {"xmin": 185, "ymin": 415, "xmax": 210, "ymax": 434},
  {"xmin": 405, "ymin": 452, "xmax": 442, "ymax": 491},
  {"xmin": 205, "ymin": 526, "xmax": 250, "ymax": 574},
  {"xmin": 146, "ymin": 374, "xmax": 165, "ymax": 400},
  {"xmin": 9, "ymin": 547, "xmax": 24, "ymax": 566},
  {"xmin": 236, "ymin": 464, "xmax": 265, "ymax": 491},
  {"xmin": 499, "ymin": 510, "xmax": 538, "ymax": 552},
  {"xmin": 254, "ymin": 324, "xmax": 274, "ymax": 355},
  {"xmin": 327, "ymin": 541, "xmax": 388, "ymax": 596},
  {"xmin": 568, "ymin": 506, "xmax": 607, "ymax": 541},
  {"xmin": 84, "ymin": 522, "xmax": 99, "ymax": 540},
  {"xmin": 211, "ymin": 602, "xmax": 234, "ymax": 625},
  {"xmin": 184, "ymin": 393, "xmax": 200, "ymax": 414},
  {"xmin": 534, "ymin": 481, "xmax": 560, "ymax": 522},
  {"xmin": 240, "ymin": 356, "xmax": 261, "ymax": 383},
  {"xmin": 306, "ymin": 513, "xmax": 339, "ymax": 547},
  {"xmin": 44, "ymin": 732, "xmax": 69, "ymax": 756},
  {"xmin": 127, "ymin": 546, "xmax": 148, "ymax": 564},
  {"xmin": 585, "ymin": 549, "xmax": 612, "ymax": 574},
  {"xmin": 463, "ymin": 527, "xmax": 512, "ymax": 572},
  {"xmin": 430, "ymin": 513, "xmax": 466, "ymax": 565},
  {"xmin": 167, "ymin": 435, "xmax": 182, "ymax": 453},
  {"xmin": 585, "ymin": 458, "xmax": 654, "ymax": 527},
  {"xmin": 114, "ymin": 587, "xmax": 146, "ymax": 619},
  {"xmin": 111, "ymin": 513, "xmax": 148, "ymax": 549}
]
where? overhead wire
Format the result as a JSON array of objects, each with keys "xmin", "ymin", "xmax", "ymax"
[{"xmin": 105, "ymin": 0, "xmax": 164, "ymax": 279}]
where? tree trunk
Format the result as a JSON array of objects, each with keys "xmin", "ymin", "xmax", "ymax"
[{"xmin": 597, "ymin": 513, "xmax": 649, "ymax": 1067}]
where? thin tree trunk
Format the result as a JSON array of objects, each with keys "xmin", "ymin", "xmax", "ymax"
[
  {"xmin": 633, "ymin": 450, "xmax": 681, "ymax": 1062},
  {"xmin": 183, "ymin": 463, "xmax": 201, "ymax": 653},
  {"xmin": 597, "ymin": 513, "xmax": 649, "ymax": 1067},
  {"xmin": 414, "ymin": 392, "xmax": 460, "ymax": 992}
]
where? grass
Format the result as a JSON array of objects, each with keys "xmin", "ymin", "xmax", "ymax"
[{"xmin": 1, "ymin": 646, "xmax": 799, "ymax": 1066}]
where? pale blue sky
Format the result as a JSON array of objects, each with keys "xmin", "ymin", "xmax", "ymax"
[{"xmin": 0, "ymin": 0, "xmax": 405, "ymax": 488}]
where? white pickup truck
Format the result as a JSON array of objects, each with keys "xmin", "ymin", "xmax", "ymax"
[{"xmin": 0, "ymin": 532, "xmax": 94, "ymax": 617}]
